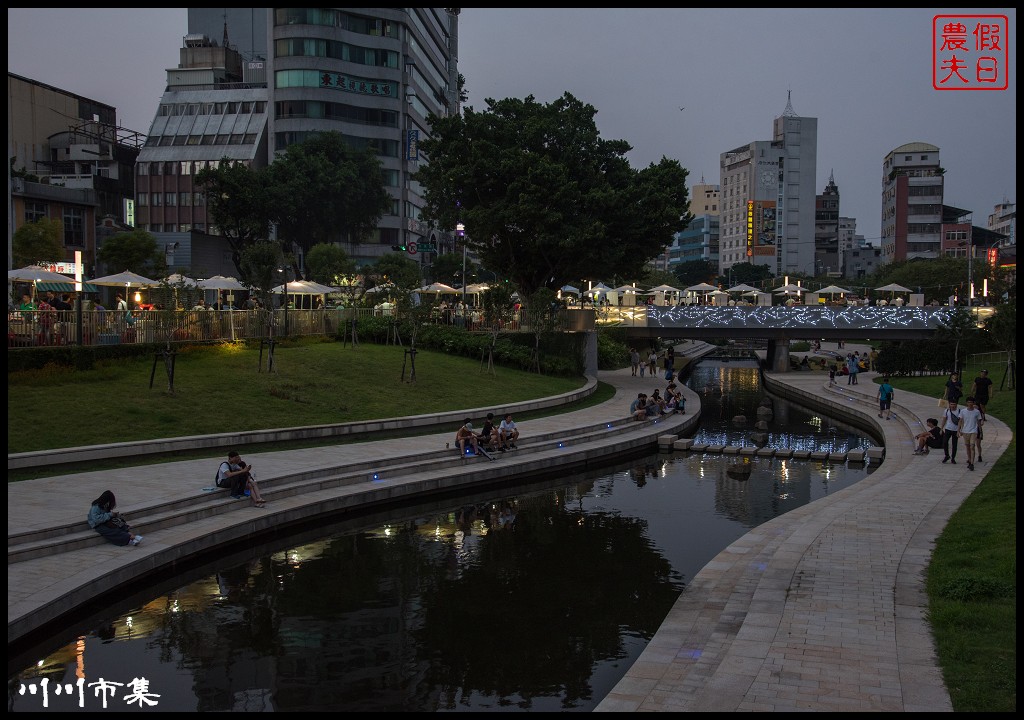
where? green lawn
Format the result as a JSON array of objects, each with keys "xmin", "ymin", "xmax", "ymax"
[{"xmin": 7, "ymin": 339, "xmax": 588, "ymax": 454}]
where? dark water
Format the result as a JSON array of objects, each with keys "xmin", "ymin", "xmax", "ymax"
[{"xmin": 8, "ymin": 363, "xmax": 878, "ymax": 713}]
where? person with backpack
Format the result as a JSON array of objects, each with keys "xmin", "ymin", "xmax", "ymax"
[
  {"xmin": 876, "ymin": 377, "xmax": 895, "ymax": 420},
  {"xmin": 940, "ymin": 400, "xmax": 962, "ymax": 464},
  {"xmin": 217, "ymin": 450, "xmax": 266, "ymax": 506}
]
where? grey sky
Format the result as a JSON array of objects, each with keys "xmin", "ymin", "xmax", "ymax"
[{"xmin": 8, "ymin": 8, "xmax": 1016, "ymax": 243}]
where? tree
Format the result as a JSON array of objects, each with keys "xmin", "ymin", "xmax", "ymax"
[
  {"xmin": 983, "ymin": 303, "xmax": 1016, "ymax": 356},
  {"xmin": 195, "ymin": 160, "xmax": 273, "ymax": 277},
  {"xmin": 268, "ymin": 131, "xmax": 392, "ymax": 260},
  {"xmin": 416, "ymin": 93, "xmax": 691, "ymax": 301},
  {"xmin": 640, "ymin": 268, "xmax": 682, "ymax": 290},
  {"xmin": 866, "ymin": 255, "xmax": 980, "ymax": 304},
  {"xmin": 367, "ymin": 253, "xmax": 422, "ymax": 295},
  {"xmin": 96, "ymin": 229, "xmax": 163, "ymax": 276},
  {"xmin": 429, "ymin": 251, "xmax": 472, "ymax": 287},
  {"xmin": 671, "ymin": 259, "xmax": 718, "ymax": 288},
  {"xmin": 12, "ymin": 217, "xmax": 64, "ymax": 267},
  {"xmin": 480, "ymin": 284, "xmax": 515, "ymax": 375},
  {"xmin": 724, "ymin": 262, "xmax": 774, "ymax": 286},
  {"xmin": 240, "ymin": 241, "xmax": 286, "ymax": 310},
  {"xmin": 305, "ymin": 243, "xmax": 355, "ymax": 286}
]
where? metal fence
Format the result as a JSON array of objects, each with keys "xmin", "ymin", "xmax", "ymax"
[{"xmin": 7, "ymin": 306, "xmax": 590, "ymax": 348}]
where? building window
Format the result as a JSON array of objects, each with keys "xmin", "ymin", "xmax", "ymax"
[
  {"xmin": 25, "ymin": 201, "xmax": 48, "ymax": 223},
  {"xmin": 63, "ymin": 207, "xmax": 85, "ymax": 246},
  {"xmin": 165, "ymin": 193, "xmax": 177, "ymax": 206},
  {"xmin": 136, "ymin": 163, "xmax": 148, "ymax": 176},
  {"xmin": 180, "ymin": 161, "xmax": 192, "ymax": 175},
  {"xmin": 151, "ymin": 194, "xmax": 161, "ymax": 207},
  {"xmin": 137, "ymin": 193, "xmax": 148, "ymax": 207},
  {"xmin": 179, "ymin": 192, "xmax": 190, "ymax": 206}
]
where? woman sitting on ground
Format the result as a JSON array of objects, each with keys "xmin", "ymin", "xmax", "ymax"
[{"xmin": 87, "ymin": 490, "xmax": 143, "ymax": 546}]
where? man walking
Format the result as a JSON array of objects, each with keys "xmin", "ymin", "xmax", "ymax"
[
  {"xmin": 970, "ymin": 369, "xmax": 993, "ymax": 420},
  {"xmin": 957, "ymin": 397, "xmax": 984, "ymax": 471},
  {"xmin": 876, "ymin": 377, "xmax": 895, "ymax": 420}
]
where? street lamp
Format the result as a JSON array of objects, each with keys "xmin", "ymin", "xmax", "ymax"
[
  {"xmin": 279, "ymin": 266, "xmax": 293, "ymax": 336},
  {"xmin": 457, "ymin": 223, "xmax": 466, "ymax": 309}
]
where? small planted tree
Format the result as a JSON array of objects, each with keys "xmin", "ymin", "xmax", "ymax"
[{"xmin": 480, "ymin": 284, "xmax": 515, "ymax": 375}]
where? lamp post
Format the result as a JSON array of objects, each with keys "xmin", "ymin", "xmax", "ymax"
[
  {"xmin": 279, "ymin": 266, "xmax": 293, "ymax": 336},
  {"xmin": 966, "ymin": 240, "xmax": 974, "ymax": 308},
  {"xmin": 457, "ymin": 223, "xmax": 466, "ymax": 310}
]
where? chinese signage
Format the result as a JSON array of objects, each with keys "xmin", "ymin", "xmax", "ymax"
[
  {"xmin": 746, "ymin": 200, "xmax": 777, "ymax": 257},
  {"xmin": 407, "ymin": 129, "xmax": 419, "ymax": 161},
  {"xmin": 933, "ymin": 15, "xmax": 1008, "ymax": 90},
  {"xmin": 319, "ymin": 72, "xmax": 395, "ymax": 97}
]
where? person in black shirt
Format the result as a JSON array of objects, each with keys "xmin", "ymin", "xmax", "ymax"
[
  {"xmin": 943, "ymin": 372, "xmax": 963, "ymax": 405},
  {"xmin": 477, "ymin": 412, "xmax": 500, "ymax": 451},
  {"xmin": 970, "ymin": 370, "xmax": 993, "ymax": 419}
]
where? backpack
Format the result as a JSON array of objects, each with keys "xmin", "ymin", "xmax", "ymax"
[{"xmin": 215, "ymin": 461, "xmax": 232, "ymax": 488}]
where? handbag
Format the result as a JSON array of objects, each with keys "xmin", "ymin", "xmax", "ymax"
[
  {"xmin": 937, "ymin": 397, "xmax": 948, "ymax": 408},
  {"xmin": 106, "ymin": 514, "xmax": 129, "ymax": 529}
]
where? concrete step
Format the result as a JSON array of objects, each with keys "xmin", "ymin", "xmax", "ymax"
[{"xmin": 9, "ymin": 413, "xmax": 694, "ymax": 564}]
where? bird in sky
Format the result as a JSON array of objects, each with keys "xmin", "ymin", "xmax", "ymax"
[{"xmin": 679, "ymin": 106, "xmax": 685, "ymax": 111}]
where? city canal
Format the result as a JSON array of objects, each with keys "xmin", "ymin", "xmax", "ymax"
[{"xmin": 9, "ymin": 360, "xmax": 880, "ymax": 712}]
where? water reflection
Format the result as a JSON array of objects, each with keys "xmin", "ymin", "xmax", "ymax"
[
  {"xmin": 688, "ymin": 360, "xmax": 876, "ymax": 452},
  {"xmin": 9, "ymin": 364, "xmax": 878, "ymax": 712}
]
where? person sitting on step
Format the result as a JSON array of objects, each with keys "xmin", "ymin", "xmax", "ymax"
[
  {"xmin": 477, "ymin": 412, "xmax": 501, "ymax": 451},
  {"xmin": 455, "ymin": 419, "xmax": 479, "ymax": 456},
  {"xmin": 498, "ymin": 413, "xmax": 520, "ymax": 448}
]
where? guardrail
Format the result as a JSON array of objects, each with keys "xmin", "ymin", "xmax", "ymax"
[{"xmin": 7, "ymin": 307, "xmax": 593, "ymax": 348}]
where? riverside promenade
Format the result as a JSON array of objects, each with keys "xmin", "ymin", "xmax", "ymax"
[{"xmin": 8, "ymin": 342, "xmax": 1008, "ymax": 711}]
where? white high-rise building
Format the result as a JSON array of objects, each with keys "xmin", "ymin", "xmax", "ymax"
[{"xmin": 718, "ymin": 93, "xmax": 818, "ymax": 277}]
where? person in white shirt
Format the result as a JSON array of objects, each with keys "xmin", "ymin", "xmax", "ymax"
[
  {"xmin": 940, "ymin": 400, "xmax": 962, "ymax": 464},
  {"xmin": 957, "ymin": 397, "xmax": 984, "ymax": 471},
  {"xmin": 498, "ymin": 413, "xmax": 520, "ymax": 449}
]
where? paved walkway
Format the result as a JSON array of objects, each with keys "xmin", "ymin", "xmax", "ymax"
[
  {"xmin": 597, "ymin": 343, "xmax": 1009, "ymax": 712},
  {"xmin": 8, "ymin": 341, "xmax": 1008, "ymax": 712}
]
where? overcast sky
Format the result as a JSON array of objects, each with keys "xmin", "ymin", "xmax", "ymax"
[{"xmin": 8, "ymin": 8, "xmax": 1016, "ymax": 243}]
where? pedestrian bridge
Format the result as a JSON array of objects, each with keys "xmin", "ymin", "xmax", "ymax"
[{"xmin": 593, "ymin": 305, "xmax": 957, "ymax": 371}]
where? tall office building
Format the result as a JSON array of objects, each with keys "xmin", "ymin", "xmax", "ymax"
[
  {"xmin": 719, "ymin": 93, "xmax": 817, "ymax": 277},
  {"xmin": 814, "ymin": 172, "xmax": 840, "ymax": 276},
  {"xmin": 136, "ymin": 8, "xmax": 460, "ymax": 275},
  {"xmin": 880, "ymin": 142, "xmax": 944, "ymax": 263}
]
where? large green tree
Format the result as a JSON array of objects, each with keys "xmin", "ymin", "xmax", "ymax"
[
  {"xmin": 95, "ymin": 229, "xmax": 163, "ymax": 276},
  {"xmin": 268, "ymin": 131, "xmax": 392, "ymax": 261},
  {"xmin": 416, "ymin": 93, "xmax": 692, "ymax": 300},
  {"xmin": 671, "ymin": 259, "xmax": 718, "ymax": 288},
  {"xmin": 12, "ymin": 217, "xmax": 64, "ymax": 267},
  {"xmin": 195, "ymin": 159, "xmax": 274, "ymax": 276},
  {"xmin": 305, "ymin": 243, "xmax": 355, "ymax": 286}
]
